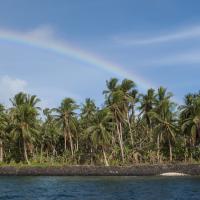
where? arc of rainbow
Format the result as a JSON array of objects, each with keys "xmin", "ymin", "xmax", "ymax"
[{"xmin": 0, "ymin": 29, "xmax": 154, "ymax": 91}]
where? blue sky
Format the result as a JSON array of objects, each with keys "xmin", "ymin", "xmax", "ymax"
[{"xmin": 0, "ymin": 0, "xmax": 200, "ymax": 107}]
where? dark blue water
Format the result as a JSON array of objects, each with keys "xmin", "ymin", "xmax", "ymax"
[{"xmin": 0, "ymin": 176, "xmax": 199, "ymax": 200}]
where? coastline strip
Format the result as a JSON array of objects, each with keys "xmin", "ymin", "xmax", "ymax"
[{"xmin": 0, "ymin": 164, "xmax": 199, "ymax": 176}]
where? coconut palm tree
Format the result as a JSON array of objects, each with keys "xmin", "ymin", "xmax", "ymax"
[
  {"xmin": 80, "ymin": 98, "xmax": 97, "ymax": 164},
  {"xmin": 85, "ymin": 108, "xmax": 113, "ymax": 166},
  {"xmin": 120, "ymin": 79, "xmax": 138, "ymax": 146},
  {"xmin": 150, "ymin": 87, "xmax": 177, "ymax": 162},
  {"xmin": 80, "ymin": 98, "xmax": 97, "ymax": 128},
  {"xmin": 55, "ymin": 98, "xmax": 78, "ymax": 157},
  {"xmin": 9, "ymin": 92, "xmax": 40, "ymax": 164},
  {"xmin": 104, "ymin": 78, "xmax": 138, "ymax": 162},
  {"xmin": 103, "ymin": 78, "xmax": 126, "ymax": 162},
  {"xmin": 139, "ymin": 89, "xmax": 156, "ymax": 129},
  {"xmin": 180, "ymin": 93, "xmax": 200, "ymax": 146},
  {"xmin": 138, "ymin": 89, "xmax": 157, "ymax": 161},
  {"xmin": 0, "ymin": 104, "xmax": 8, "ymax": 162},
  {"xmin": 40, "ymin": 108, "xmax": 60, "ymax": 161}
]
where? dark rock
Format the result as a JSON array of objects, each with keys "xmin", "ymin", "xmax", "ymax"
[{"xmin": 0, "ymin": 164, "xmax": 199, "ymax": 176}]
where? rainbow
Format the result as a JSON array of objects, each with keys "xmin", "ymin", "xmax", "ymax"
[{"xmin": 0, "ymin": 28, "xmax": 154, "ymax": 90}]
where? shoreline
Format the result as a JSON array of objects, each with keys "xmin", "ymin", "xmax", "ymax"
[{"xmin": 0, "ymin": 164, "xmax": 199, "ymax": 176}]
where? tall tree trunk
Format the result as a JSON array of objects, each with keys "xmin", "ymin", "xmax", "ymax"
[
  {"xmin": 68, "ymin": 129, "xmax": 74, "ymax": 157},
  {"xmin": 102, "ymin": 147, "xmax": 109, "ymax": 166},
  {"xmin": 116, "ymin": 121, "xmax": 125, "ymax": 163},
  {"xmin": 148, "ymin": 125, "xmax": 153, "ymax": 143},
  {"xmin": 157, "ymin": 134, "xmax": 160, "ymax": 163},
  {"xmin": 184, "ymin": 136, "xmax": 188, "ymax": 162},
  {"xmin": 127, "ymin": 112, "xmax": 134, "ymax": 147},
  {"xmin": 76, "ymin": 136, "xmax": 79, "ymax": 152},
  {"xmin": 0, "ymin": 139, "xmax": 3, "ymax": 162},
  {"xmin": 52, "ymin": 146, "xmax": 56, "ymax": 156},
  {"xmin": 46, "ymin": 149, "xmax": 49, "ymax": 160},
  {"xmin": 40, "ymin": 144, "xmax": 43, "ymax": 163},
  {"xmin": 23, "ymin": 140, "xmax": 29, "ymax": 165},
  {"xmin": 169, "ymin": 138, "xmax": 173, "ymax": 162},
  {"xmin": 189, "ymin": 138, "xmax": 193, "ymax": 162},
  {"xmin": 64, "ymin": 128, "xmax": 67, "ymax": 152},
  {"xmin": 65, "ymin": 119, "xmax": 74, "ymax": 157},
  {"xmin": 90, "ymin": 147, "xmax": 93, "ymax": 165}
]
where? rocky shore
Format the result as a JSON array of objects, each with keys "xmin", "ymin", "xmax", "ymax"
[{"xmin": 0, "ymin": 164, "xmax": 199, "ymax": 176}]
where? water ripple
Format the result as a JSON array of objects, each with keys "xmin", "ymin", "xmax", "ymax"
[{"xmin": 0, "ymin": 176, "xmax": 199, "ymax": 200}]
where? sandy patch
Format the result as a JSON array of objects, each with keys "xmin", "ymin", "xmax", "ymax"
[{"xmin": 160, "ymin": 172, "xmax": 189, "ymax": 176}]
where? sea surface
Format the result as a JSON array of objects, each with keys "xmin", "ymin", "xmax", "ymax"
[{"xmin": 0, "ymin": 176, "xmax": 199, "ymax": 200}]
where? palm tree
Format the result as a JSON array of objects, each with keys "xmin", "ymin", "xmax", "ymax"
[
  {"xmin": 85, "ymin": 108, "xmax": 113, "ymax": 166},
  {"xmin": 80, "ymin": 98, "xmax": 97, "ymax": 128},
  {"xmin": 55, "ymin": 98, "xmax": 78, "ymax": 157},
  {"xmin": 41, "ymin": 108, "xmax": 60, "ymax": 161},
  {"xmin": 0, "ymin": 104, "xmax": 7, "ymax": 162},
  {"xmin": 180, "ymin": 93, "xmax": 200, "ymax": 146},
  {"xmin": 138, "ymin": 89, "xmax": 156, "ymax": 162},
  {"xmin": 179, "ymin": 93, "xmax": 200, "ymax": 161},
  {"xmin": 150, "ymin": 87, "xmax": 177, "ymax": 162},
  {"xmin": 104, "ymin": 78, "xmax": 137, "ymax": 162},
  {"xmin": 120, "ymin": 79, "xmax": 138, "ymax": 147},
  {"xmin": 9, "ymin": 92, "xmax": 40, "ymax": 164},
  {"xmin": 103, "ymin": 78, "xmax": 126, "ymax": 162},
  {"xmin": 139, "ymin": 89, "xmax": 156, "ymax": 129},
  {"xmin": 80, "ymin": 98, "xmax": 97, "ymax": 164}
]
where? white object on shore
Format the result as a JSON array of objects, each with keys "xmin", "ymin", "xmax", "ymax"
[{"xmin": 160, "ymin": 172, "xmax": 189, "ymax": 176}]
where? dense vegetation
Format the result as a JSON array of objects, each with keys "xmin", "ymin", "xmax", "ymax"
[{"xmin": 0, "ymin": 78, "xmax": 200, "ymax": 166}]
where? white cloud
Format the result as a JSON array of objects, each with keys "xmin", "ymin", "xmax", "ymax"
[
  {"xmin": 0, "ymin": 75, "xmax": 82, "ymax": 108},
  {"xmin": 139, "ymin": 50, "xmax": 200, "ymax": 68},
  {"xmin": 0, "ymin": 76, "xmax": 27, "ymax": 105},
  {"xmin": 114, "ymin": 25, "xmax": 200, "ymax": 45},
  {"xmin": 26, "ymin": 25, "xmax": 56, "ymax": 41}
]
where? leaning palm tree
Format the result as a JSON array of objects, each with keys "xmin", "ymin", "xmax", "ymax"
[
  {"xmin": 85, "ymin": 108, "xmax": 113, "ymax": 166},
  {"xmin": 120, "ymin": 79, "xmax": 138, "ymax": 147},
  {"xmin": 104, "ymin": 78, "xmax": 137, "ymax": 162},
  {"xmin": 103, "ymin": 78, "xmax": 126, "ymax": 162},
  {"xmin": 55, "ymin": 98, "xmax": 78, "ymax": 157},
  {"xmin": 9, "ymin": 92, "xmax": 40, "ymax": 164}
]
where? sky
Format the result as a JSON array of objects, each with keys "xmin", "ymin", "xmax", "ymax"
[{"xmin": 0, "ymin": 0, "xmax": 200, "ymax": 108}]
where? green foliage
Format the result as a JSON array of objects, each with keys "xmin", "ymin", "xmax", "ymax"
[{"xmin": 0, "ymin": 78, "xmax": 200, "ymax": 166}]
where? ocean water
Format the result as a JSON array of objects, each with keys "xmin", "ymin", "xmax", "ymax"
[{"xmin": 0, "ymin": 176, "xmax": 199, "ymax": 200}]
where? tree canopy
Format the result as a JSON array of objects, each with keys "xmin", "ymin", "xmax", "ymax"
[{"xmin": 0, "ymin": 78, "xmax": 200, "ymax": 165}]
